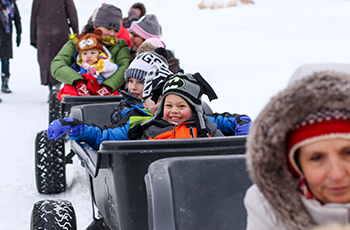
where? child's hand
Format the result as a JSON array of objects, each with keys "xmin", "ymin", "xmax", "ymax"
[
  {"xmin": 80, "ymin": 62, "xmax": 90, "ymax": 71},
  {"xmin": 47, "ymin": 118, "xmax": 83, "ymax": 140}
]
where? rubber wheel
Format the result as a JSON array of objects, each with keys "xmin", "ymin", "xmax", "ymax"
[
  {"xmin": 31, "ymin": 199, "xmax": 77, "ymax": 230},
  {"xmin": 35, "ymin": 130, "xmax": 66, "ymax": 194},
  {"xmin": 49, "ymin": 90, "xmax": 62, "ymax": 124}
]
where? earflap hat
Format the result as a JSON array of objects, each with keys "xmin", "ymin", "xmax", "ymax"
[
  {"xmin": 153, "ymin": 73, "xmax": 218, "ymax": 137},
  {"xmin": 76, "ymin": 29, "xmax": 104, "ymax": 56}
]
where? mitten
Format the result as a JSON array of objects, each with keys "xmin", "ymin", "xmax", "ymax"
[
  {"xmin": 16, "ymin": 34, "xmax": 21, "ymax": 47},
  {"xmin": 101, "ymin": 59, "xmax": 119, "ymax": 78},
  {"xmin": 75, "ymin": 80, "xmax": 91, "ymax": 96},
  {"xmin": 96, "ymin": 85, "xmax": 111, "ymax": 96},
  {"xmin": 234, "ymin": 115, "xmax": 252, "ymax": 136},
  {"xmin": 47, "ymin": 118, "xmax": 83, "ymax": 141}
]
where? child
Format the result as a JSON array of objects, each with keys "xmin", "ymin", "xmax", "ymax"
[
  {"xmin": 132, "ymin": 73, "xmax": 223, "ymax": 139},
  {"xmin": 110, "ymin": 48, "xmax": 172, "ymax": 124},
  {"xmin": 57, "ymin": 29, "xmax": 119, "ymax": 100},
  {"xmin": 47, "ymin": 71, "xmax": 252, "ymax": 149}
]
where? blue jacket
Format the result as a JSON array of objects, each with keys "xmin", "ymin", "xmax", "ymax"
[{"xmin": 69, "ymin": 108, "xmax": 252, "ymax": 149}]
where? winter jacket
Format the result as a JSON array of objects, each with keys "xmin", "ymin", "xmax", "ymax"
[
  {"xmin": 110, "ymin": 90, "xmax": 142, "ymax": 124},
  {"xmin": 139, "ymin": 116, "xmax": 223, "ymax": 140},
  {"xmin": 244, "ymin": 65, "xmax": 350, "ymax": 230},
  {"xmin": 30, "ymin": 0, "xmax": 78, "ymax": 85},
  {"xmin": 245, "ymin": 185, "xmax": 350, "ymax": 230},
  {"xmin": 0, "ymin": 0, "xmax": 21, "ymax": 59},
  {"xmin": 69, "ymin": 105, "xmax": 251, "ymax": 149},
  {"xmin": 51, "ymin": 38, "xmax": 130, "ymax": 92},
  {"xmin": 69, "ymin": 105, "xmax": 152, "ymax": 149}
]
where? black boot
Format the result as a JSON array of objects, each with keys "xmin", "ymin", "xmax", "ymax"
[{"xmin": 1, "ymin": 75, "xmax": 12, "ymax": 93}]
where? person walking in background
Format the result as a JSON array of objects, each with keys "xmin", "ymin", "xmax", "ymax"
[
  {"xmin": 30, "ymin": 0, "xmax": 79, "ymax": 95},
  {"xmin": 0, "ymin": 0, "xmax": 21, "ymax": 94}
]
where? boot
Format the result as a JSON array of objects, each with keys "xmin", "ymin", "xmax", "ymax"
[{"xmin": 1, "ymin": 75, "xmax": 12, "ymax": 93}]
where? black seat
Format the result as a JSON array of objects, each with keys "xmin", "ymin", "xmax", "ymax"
[
  {"xmin": 62, "ymin": 95, "xmax": 122, "ymax": 117},
  {"xmin": 145, "ymin": 155, "xmax": 252, "ymax": 230},
  {"xmin": 71, "ymin": 136, "xmax": 247, "ymax": 230},
  {"xmin": 70, "ymin": 102, "xmax": 120, "ymax": 126}
]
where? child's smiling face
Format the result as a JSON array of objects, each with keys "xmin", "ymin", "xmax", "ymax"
[{"xmin": 163, "ymin": 94, "xmax": 194, "ymax": 124}]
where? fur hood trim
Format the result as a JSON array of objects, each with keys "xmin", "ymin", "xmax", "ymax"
[{"xmin": 246, "ymin": 69, "xmax": 350, "ymax": 230}]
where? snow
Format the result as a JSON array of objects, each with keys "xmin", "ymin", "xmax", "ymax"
[{"xmin": 1, "ymin": 0, "xmax": 350, "ymax": 228}]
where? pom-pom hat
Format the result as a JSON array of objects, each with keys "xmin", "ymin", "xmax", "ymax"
[{"xmin": 287, "ymin": 108, "xmax": 350, "ymax": 178}]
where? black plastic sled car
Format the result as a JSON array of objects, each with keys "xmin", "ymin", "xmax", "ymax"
[{"xmin": 31, "ymin": 98, "xmax": 252, "ymax": 230}]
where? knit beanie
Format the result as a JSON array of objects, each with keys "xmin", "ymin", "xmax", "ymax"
[
  {"xmin": 287, "ymin": 108, "xmax": 350, "ymax": 178},
  {"xmin": 142, "ymin": 61, "xmax": 173, "ymax": 101},
  {"xmin": 128, "ymin": 8, "xmax": 140, "ymax": 18},
  {"xmin": 129, "ymin": 14, "xmax": 161, "ymax": 40},
  {"xmin": 93, "ymin": 4, "xmax": 122, "ymax": 32},
  {"xmin": 124, "ymin": 51, "xmax": 168, "ymax": 84},
  {"xmin": 76, "ymin": 29, "xmax": 104, "ymax": 56},
  {"xmin": 153, "ymin": 73, "xmax": 218, "ymax": 136}
]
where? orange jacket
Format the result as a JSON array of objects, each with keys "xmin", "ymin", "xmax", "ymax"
[{"xmin": 143, "ymin": 117, "xmax": 223, "ymax": 140}]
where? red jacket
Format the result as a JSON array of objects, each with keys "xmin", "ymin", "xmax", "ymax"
[{"xmin": 117, "ymin": 24, "xmax": 132, "ymax": 48}]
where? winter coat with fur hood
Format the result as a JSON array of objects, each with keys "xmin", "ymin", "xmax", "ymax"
[{"xmin": 244, "ymin": 66, "xmax": 350, "ymax": 230}]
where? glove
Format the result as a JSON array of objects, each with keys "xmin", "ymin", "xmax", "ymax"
[
  {"xmin": 234, "ymin": 115, "xmax": 252, "ymax": 136},
  {"xmin": 16, "ymin": 34, "xmax": 21, "ymax": 47},
  {"xmin": 47, "ymin": 118, "xmax": 83, "ymax": 141},
  {"xmin": 75, "ymin": 80, "xmax": 91, "ymax": 96},
  {"xmin": 96, "ymin": 85, "xmax": 111, "ymax": 96}
]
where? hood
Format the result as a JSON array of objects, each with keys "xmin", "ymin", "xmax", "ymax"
[{"xmin": 246, "ymin": 66, "xmax": 350, "ymax": 229}]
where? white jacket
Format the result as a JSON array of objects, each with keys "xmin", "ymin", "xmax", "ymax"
[{"xmin": 244, "ymin": 185, "xmax": 350, "ymax": 230}]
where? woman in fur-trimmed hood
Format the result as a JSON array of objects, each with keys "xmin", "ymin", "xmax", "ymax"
[{"xmin": 244, "ymin": 64, "xmax": 350, "ymax": 230}]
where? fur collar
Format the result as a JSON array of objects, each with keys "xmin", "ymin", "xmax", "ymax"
[{"xmin": 246, "ymin": 70, "xmax": 350, "ymax": 229}]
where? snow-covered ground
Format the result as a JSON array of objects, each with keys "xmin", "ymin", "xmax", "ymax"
[{"xmin": 1, "ymin": 0, "xmax": 350, "ymax": 228}]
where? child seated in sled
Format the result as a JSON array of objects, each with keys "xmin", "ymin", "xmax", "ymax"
[
  {"xmin": 47, "ymin": 70, "xmax": 252, "ymax": 149},
  {"xmin": 110, "ymin": 48, "xmax": 172, "ymax": 124},
  {"xmin": 57, "ymin": 29, "xmax": 119, "ymax": 100}
]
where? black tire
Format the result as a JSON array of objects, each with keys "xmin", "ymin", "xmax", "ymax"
[
  {"xmin": 31, "ymin": 199, "xmax": 77, "ymax": 230},
  {"xmin": 35, "ymin": 130, "xmax": 66, "ymax": 194},
  {"xmin": 49, "ymin": 91, "xmax": 62, "ymax": 124}
]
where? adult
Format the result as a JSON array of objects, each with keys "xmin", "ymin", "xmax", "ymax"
[
  {"xmin": 128, "ymin": 14, "xmax": 161, "ymax": 61},
  {"xmin": 51, "ymin": 4, "xmax": 130, "ymax": 96},
  {"xmin": 0, "ymin": 0, "xmax": 21, "ymax": 94},
  {"xmin": 244, "ymin": 63, "xmax": 350, "ymax": 229},
  {"xmin": 30, "ymin": 0, "xmax": 78, "ymax": 94},
  {"xmin": 85, "ymin": 4, "xmax": 132, "ymax": 48},
  {"xmin": 129, "ymin": 14, "xmax": 183, "ymax": 73},
  {"xmin": 130, "ymin": 2, "xmax": 146, "ymax": 18}
]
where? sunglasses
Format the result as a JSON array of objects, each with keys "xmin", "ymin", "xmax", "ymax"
[{"xmin": 130, "ymin": 32, "xmax": 140, "ymax": 38}]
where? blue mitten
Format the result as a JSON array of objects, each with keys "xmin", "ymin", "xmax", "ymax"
[
  {"xmin": 234, "ymin": 115, "xmax": 252, "ymax": 136},
  {"xmin": 47, "ymin": 118, "xmax": 83, "ymax": 141}
]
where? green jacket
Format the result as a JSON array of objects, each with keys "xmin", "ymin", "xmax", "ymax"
[{"xmin": 51, "ymin": 39, "xmax": 130, "ymax": 91}]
